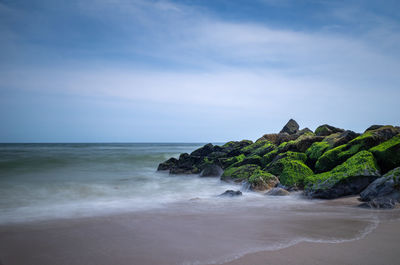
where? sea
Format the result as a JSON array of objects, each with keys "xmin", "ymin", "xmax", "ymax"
[{"xmin": 1, "ymin": 143, "xmax": 399, "ymax": 265}]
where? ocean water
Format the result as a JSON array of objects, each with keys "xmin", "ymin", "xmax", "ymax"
[
  {"xmin": 0, "ymin": 143, "xmax": 239, "ymax": 223},
  {"xmin": 2, "ymin": 143, "xmax": 400, "ymax": 265}
]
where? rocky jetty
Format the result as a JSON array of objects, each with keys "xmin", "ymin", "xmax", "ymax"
[{"xmin": 158, "ymin": 120, "xmax": 400, "ymax": 203}]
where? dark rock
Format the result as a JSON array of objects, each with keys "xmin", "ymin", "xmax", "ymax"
[
  {"xmin": 221, "ymin": 140, "xmax": 253, "ymax": 157},
  {"xmin": 157, "ymin": 157, "xmax": 178, "ymax": 171},
  {"xmin": 256, "ymin": 133, "xmax": 298, "ymax": 146},
  {"xmin": 190, "ymin": 143, "xmax": 214, "ymax": 157},
  {"xmin": 280, "ymin": 119, "xmax": 300, "ymax": 135},
  {"xmin": 359, "ymin": 197, "xmax": 397, "ymax": 209},
  {"xmin": 219, "ymin": 190, "xmax": 242, "ymax": 197},
  {"xmin": 298, "ymin": 127, "xmax": 313, "ymax": 134},
  {"xmin": 200, "ymin": 164, "xmax": 223, "ymax": 177},
  {"xmin": 315, "ymin": 124, "xmax": 345, "ymax": 136},
  {"xmin": 170, "ymin": 153, "xmax": 202, "ymax": 174},
  {"xmin": 370, "ymin": 135, "xmax": 400, "ymax": 174},
  {"xmin": 266, "ymin": 187, "xmax": 290, "ymax": 196},
  {"xmin": 329, "ymin": 130, "xmax": 359, "ymax": 148},
  {"xmin": 359, "ymin": 167, "xmax": 400, "ymax": 209},
  {"xmin": 305, "ymin": 151, "xmax": 380, "ymax": 199},
  {"xmin": 365, "ymin": 125, "xmax": 385, "ymax": 132},
  {"xmin": 315, "ymin": 126, "xmax": 400, "ymax": 173}
]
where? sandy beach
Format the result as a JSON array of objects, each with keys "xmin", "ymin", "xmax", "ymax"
[
  {"xmin": 223, "ymin": 219, "xmax": 400, "ymax": 265},
  {"xmin": 1, "ymin": 196, "xmax": 399, "ymax": 265}
]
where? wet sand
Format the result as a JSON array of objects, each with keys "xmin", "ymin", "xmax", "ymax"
[
  {"xmin": 223, "ymin": 219, "xmax": 400, "ymax": 265},
  {"xmin": 0, "ymin": 196, "xmax": 399, "ymax": 265}
]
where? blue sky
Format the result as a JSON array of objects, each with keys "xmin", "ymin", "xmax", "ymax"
[{"xmin": 0, "ymin": 0, "xmax": 399, "ymax": 142}]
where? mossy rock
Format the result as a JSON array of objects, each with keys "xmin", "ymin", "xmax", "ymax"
[
  {"xmin": 220, "ymin": 154, "xmax": 245, "ymax": 169},
  {"xmin": 232, "ymin": 155, "xmax": 263, "ymax": 167},
  {"xmin": 370, "ymin": 134, "xmax": 400, "ymax": 173},
  {"xmin": 315, "ymin": 126, "xmax": 400, "ymax": 173},
  {"xmin": 248, "ymin": 170, "xmax": 279, "ymax": 191},
  {"xmin": 277, "ymin": 133, "xmax": 324, "ymax": 153},
  {"xmin": 261, "ymin": 149, "xmax": 279, "ymax": 166},
  {"xmin": 315, "ymin": 124, "xmax": 344, "ymax": 136},
  {"xmin": 221, "ymin": 164, "xmax": 260, "ymax": 182},
  {"xmin": 306, "ymin": 141, "xmax": 331, "ymax": 164},
  {"xmin": 305, "ymin": 151, "xmax": 380, "ymax": 199},
  {"xmin": 266, "ymin": 153, "xmax": 313, "ymax": 187},
  {"xmin": 240, "ymin": 140, "xmax": 276, "ymax": 157}
]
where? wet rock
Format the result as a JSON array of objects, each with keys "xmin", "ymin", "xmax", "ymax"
[
  {"xmin": 315, "ymin": 124, "xmax": 345, "ymax": 136},
  {"xmin": 280, "ymin": 119, "xmax": 300, "ymax": 135},
  {"xmin": 266, "ymin": 187, "xmax": 290, "ymax": 196},
  {"xmin": 305, "ymin": 151, "xmax": 380, "ymax": 199},
  {"xmin": 157, "ymin": 157, "xmax": 178, "ymax": 171},
  {"xmin": 219, "ymin": 190, "xmax": 242, "ymax": 197},
  {"xmin": 359, "ymin": 167, "xmax": 400, "ymax": 209},
  {"xmin": 200, "ymin": 164, "xmax": 223, "ymax": 177}
]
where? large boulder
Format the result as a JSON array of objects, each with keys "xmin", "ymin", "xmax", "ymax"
[
  {"xmin": 190, "ymin": 143, "xmax": 215, "ymax": 157},
  {"xmin": 280, "ymin": 119, "xmax": 300, "ymax": 135},
  {"xmin": 304, "ymin": 151, "xmax": 380, "ymax": 199},
  {"xmin": 315, "ymin": 124, "xmax": 345, "ymax": 136},
  {"xmin": 266, "ymin": 151, "xmax": 313, "ymax": 188},
  {"xmin": 169, "ymin": 153, "xmax": 202, "ymax": 174},
  {"xmin": 240, "ymin": 140, "xmax": 276, "ymax": 157},
  {"xmin": 278, "ymin": 133, "xmax": 324, "ymax": 153},
  {"xmin": 221, "ymin": 164, "xmax": 260, "ymax": 182},
  {"xmin": 248, "ymin": 170, "xmax": 279, "ymax": 191},
  {"xmin": 315, "ymin": 126, "xmax": 400, "ymax": 173},
  {"xmin": 157, "ymin": 157, "xmax": 178, "ymax": 171},
  {"xmin": 256, "ymin": 133, "xmax": 298, "ymax": 146},
  {"xmin": 359, "ymin": 167, "xmax": 400, "ymax": 209},
  {"xmin": 369, "ymin": 134, "xmax": 400, "ymax": 174},
  {"xmin": 221, "ymin": 140, "xmax": 253, "ymax": 156},
  {"xmin": 305, "ymin": 130, "xmax": 359, "ymax": 168}
]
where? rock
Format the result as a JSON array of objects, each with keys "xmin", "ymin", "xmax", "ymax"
[
  {"xmin": 248, "ymin": 170, "xmax": 279, "ymax": 191},
  {"xmin": 315, "ymin": 126, "xmax": 400, "ymax": 173},
  {"xmin": 266, "ymin": 187, "xmax": 290, "ymax": 196},
  {"xmin": 298, "ymin": 127, "xmax": 313, "ymax": 134},
  {"xmin": 369, "ymin": 134, "xmax": 400, "ymax": 173},
  {"xmin": 280, "ymin": 119, "xmax": 300, "ymax": 135},
  {"xmin": 231, "ymin": 155, "xmax": 263, "ymax": 167},
  {"xmin": 305, "ymin": 130, "xmax": 359, "ymax": 168},
  {"xmin": 304, "ymin": 151, "xmax": 381, "ymax": 199},
  {"xmin": 221, "ymin": 164, "xmax": 260, "ymax": 182},
  {"xmin": 365, "ymin": 125, "xmax": 385, "ymax": 132},
  {"xmin": 359, "ymin": 167, "xmax": 400, "ymax": 209},
  {"xmin": 256, "ymin": 133, "xmax": 298, "ymax": 146},
  {"xmin": 219, "ymin": 190, "xmax": 242, "ymax": 197},
  {"xmin": 315, "ymin": 124, "xmax": 345, "ymax": 136},
  {"xmin": 359, "ymin": 197, "xmax": 397, "ymax": 209},
  {"xmin": 266, "ymin": 151, "xmax": 313, "ymax": 188},
  {"xmin": 240, "ymin": 140, "xmax": 276, "ymax": 157},
  {"xmin": 157, "ymin": 157, "xmax": 178, "ymax": 171},
  {"xmin": 170, "ymin": 153, "xmax": 202, "ymax": 174},
  {"xmin": 190, "ymin": 143, "xmax": 214, "ymax": 157},
  {"xmin": 199, "ymin": 164, "xmax": 223, "ymax": 177},
  {"xmin": 278, "ymin": 134, "xmax": 324, "ymax": 153},
  {"xmin": 221, "ymin": 140, "xmax": 253, "ymax": 156}
]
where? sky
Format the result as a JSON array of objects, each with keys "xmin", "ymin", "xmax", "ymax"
[{"xmin": 0, "ymin": 0, "xmax": 399, "ymax": 142}]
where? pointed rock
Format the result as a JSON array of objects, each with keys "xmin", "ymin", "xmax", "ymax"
[{"xmin": 280, "ymin": 119, "xmax": 299, "ymax": 135}]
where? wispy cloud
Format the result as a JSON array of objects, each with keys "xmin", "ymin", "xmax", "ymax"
[{"xmin": 0, "ymin": 0, "xmax": 399, "ymax": 141}]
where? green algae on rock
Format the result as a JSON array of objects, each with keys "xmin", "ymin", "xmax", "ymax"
[
  {"xmin": 266, "ymin": 151, "xmax": 313, "ymax": 187},
  {"xmin": 369, "ymin": 134, "xmax": 400, "ymax": 174},
  {"xmin": 305, "ymin": 151, "xmax": 380, "ymax": 199},
  {"xmin": 315, "ymin": 126, "xmax": 400, "ymax": 173},
  {"xmin": 221, "ymin": 164, "xmax": 260, "ymax": 182},
  {"xmin": 248, "ymin": 170, "xmax": 279, "ymax": 191}
]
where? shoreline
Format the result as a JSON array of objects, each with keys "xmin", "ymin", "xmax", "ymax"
[
  {"xmin": 1, "ymin": 195, "xmax": 399, "ymax": 265},
  {"xmin": 221, "ymin": 218, "xmax": 400, "ymax": 265}
]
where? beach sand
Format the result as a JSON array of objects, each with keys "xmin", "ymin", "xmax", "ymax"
[
  {"xmin": 1, "ymin": 197, "xmax": 399, "ymax": 265},
  {"xmin": 223, "ymin": 219, "xmax": 400, "ymax": 265}
]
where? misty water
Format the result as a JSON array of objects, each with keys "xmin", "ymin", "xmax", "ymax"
[{"xmin": 1, "ymin": 143, "xmax": 399, "ymax": 265}]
